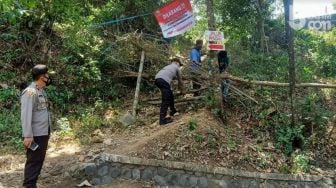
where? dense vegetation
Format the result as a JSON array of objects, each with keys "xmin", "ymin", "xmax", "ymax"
[{"xmin": 0, "ymin": 0, "xmax": 335, "ymax": 173}]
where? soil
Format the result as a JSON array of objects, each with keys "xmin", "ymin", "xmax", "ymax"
[{"xmin": 0, "ymin": 106, "xmax": 335, "ymax": 188}]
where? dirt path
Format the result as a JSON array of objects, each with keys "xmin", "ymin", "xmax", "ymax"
[
  {"xmin": 106, "ymin": 118, "xmax": 186, "ymax": 155},
  {"xmin": 0, "ymin": 114, "xmax": 187, "ymax": 188},
  {"xmin": 0, "ymin": 141, "xmax": 81, "ymax": 188}
]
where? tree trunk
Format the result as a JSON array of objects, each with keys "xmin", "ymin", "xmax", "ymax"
[
  {"xmin": 256, "ymin": 0, "xmax": 265, "ymax": 52},
  {"xmin": 283, "ymin": 0, "xmax": 296, "ymax": 126},
  {"xmin": 206, "ymin": 0, "xmax": 216, "ymax": 30}
]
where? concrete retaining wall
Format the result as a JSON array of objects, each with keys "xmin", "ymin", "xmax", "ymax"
[{"xmin": 79, "ymin": 153, "xmax": 334, "ymax": 187}]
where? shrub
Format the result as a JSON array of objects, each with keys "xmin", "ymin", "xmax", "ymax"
[
  {"xmin": 291, "ymin": 154, "xmax": 310, "ymax": 173},
  {"xmin": 188, "ymin": 118, "xmax": 198, "ymax": 131},
  {"xmin": 71, "ymin": 108, "xmax": 105, "ymax": 138},
  {"xmin": 57, "ymin": 117, "xmax": 72, "ymax": 136},
  {"xmin": 227, "ymin": 138, "xmax": 236, "ymax": 150},
  {"xmin": 275, "ymin": 123, "xmax": 304, "ymax": 155},
  {"xmin": 194, "ymin": 133, "xmax": 205, "ymax": 143},
  {"xmin": 0, "ymin": 86, "xmax": 18, "ymax": 109},
  {"xmin": 0, "ymin": 108, "xmax": 22, "ymax": 150}
]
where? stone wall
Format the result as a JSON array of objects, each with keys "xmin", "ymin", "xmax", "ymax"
[{"xmin": 78, "ymin": 153, "xmax": 334, "ymax": 188}]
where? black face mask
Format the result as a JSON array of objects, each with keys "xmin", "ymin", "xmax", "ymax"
[{"xmin": 43, "ymin": 77, "xmax": 52, "ymax": 86}]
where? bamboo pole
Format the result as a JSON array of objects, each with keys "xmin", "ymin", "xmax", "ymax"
[
  {"xmin": 221, "ymin": 74, "xmax": 336, "ymax": 88},
  {"xmin": 147, "ymin": 96, "xmax": 204, "ymax": 105},
  {"xmin": 132, "ymin": 50, "xmax": 145, "ymax": 117},
  {"xmin": 119, "ymin": 70, "xmax": 336, "ymax": 89}
]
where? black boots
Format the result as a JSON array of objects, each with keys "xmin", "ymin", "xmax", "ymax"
[
  {"xmin": 159, "ymin": 117, "xmax": 173, "ymax": 125},
  {"xmin": 169, "ymin": 109, "xmax": 179, "ymax": 116}
]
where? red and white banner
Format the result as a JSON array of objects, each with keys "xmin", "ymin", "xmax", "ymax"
[{"xmin": 154, "ymin": 0, "xmax": 195, "ymax": 38}]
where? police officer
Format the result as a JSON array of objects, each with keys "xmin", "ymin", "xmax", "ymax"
[
  {"xmin": 21, "ymin": 64, "xmax": 52, "ymax": 188},
  {"xmin": 155, "ymin": 58, "xmax": 186, "ymax": 125}
]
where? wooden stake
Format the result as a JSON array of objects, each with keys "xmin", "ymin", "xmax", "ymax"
[{"xmin": 132, "ymin": 50, "xmax": 145, "ymax": 117}]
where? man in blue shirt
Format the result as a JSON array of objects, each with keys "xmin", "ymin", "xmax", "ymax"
[{"xmin": 189, "ymin": 39, "xmax": 203, "ymax": 96}]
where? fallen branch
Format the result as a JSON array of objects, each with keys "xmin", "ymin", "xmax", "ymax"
[
  {"xmin": 230, "ymin": 85, "xmax": 259, "ymax": 104},
  {"xmin": 147, "ymin": 96, "xmax": 204, "ymax": 105},
  {"xmin": 115, "ymin": 70, "xmax": 151, "ymax": 79},
  {"xmin": 221, "ymin": 74, "xmax": 336, "ymax": 88},
  {"xmin": 143, "ymin": 88, "xmax": 208, "ymax": 102}
]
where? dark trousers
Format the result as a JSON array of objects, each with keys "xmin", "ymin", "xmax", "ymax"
[
  {"xmin": 190, "ymin": 71, "xmax": 201, "ymax": 96},
  {"xmin": 192, "ymin": 78, "xmax": 201, "ymax": 96},
  {"xmin": 23, "ymin": 135, "xmax": 49, "ymax": 188},
  {"xmin": 155, "ymin": 78, "xmax": 176, "ymax": 121}
]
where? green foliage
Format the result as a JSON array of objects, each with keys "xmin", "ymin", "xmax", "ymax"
[
  {"xmin": 56, "ymin": 117, "xmax": 72, "ymax": 136},
  {"xmin": 188, "ymin": 118, "xmax": 198, "ymax": 131},
  {"xmin": 256, "ymin": 101, "xmax": 302, "ymax": 155},
  {"xmin": 65, "ymin": 100, "xmax": 120, "ymax": 140},
  {"xmin": 0, "ymin": 107, "xmax": 22, "ymax": 150},
  {"xmin": 298, "ymin": 93, "xmax": 331, "ymax": 131},
  {"xmin": 0, "ymin": 87, "xmax": 21, "ymax": 148},
  {"xmin": 297, "ymin": 93, "xmax": 331, "ymax": 148},
  {"xmin": 204, "ymin": 87, "xmax": 225, "ymax": 120},
  {"xmin": 0, "ymin": 0, "xmax": 335, "ymax": 170},
  {"xmin": 194, "ymin": 133, "xmax": 205, "ymax": 143},
  {"xmin": 256, "ymin": 91, "xmax": 331, "ymax": 156},
  {"xmin": 47, "ymin": 85, "xmax": 74, "ymax": 110},
  {"xmin": 242, "ymin": 154, "xmax": 252, "ymax": 162},
  {"xmin": 259, "ymin": 153, "xmax": 274, "ymax": 169},
  {"xmin": 74, "ymin": 112, "xmax": 102, "ymax": 138},
  {"xmin": 91, "ymin": 0, "xmax": 163, "ymax": 33},
  {"xmin": 256, "ymin": 144, "xmax": 263, "ymax": 152},
  {"xmin": 229, "ymin": 50, "xmax": 289, "ymax": 82},
  {"xmin": 291, "ymin": 154, "xmax": 310, "ymax": 173},
  {"xmin": 206, "ymin": 128, "xmax": 219, "ymax": 149},
  {"xmin": 279, "ymin": 164, "xmax": 291, "ymax": 174},
  {"xmin": 207, "ymin": 134, "xmax": 217, "ymax": 149},
  {"xmin": 184, "ymin": 18, "xmax": 208, "ymax": 41},
  {"xmin": 204, "ymin": 88, "xmax": 217, "ymax": 108},
  {"xmin": 0, "ymin": 86, "xmax": 17, "ymax": 105},
  {"xmin": 211, "ymin": 107, "xmax": 223, "ymax": 118},
  {"xmin": 0, "ymin": 0, "xmax": 90, "ymax": 66},
  {"xmin": 216, "ymin": 0, "xmax": 258, "ymax": 39},
  {"xmin": 296, "ymin": 29, "xmax": 336, "ymax": 78},
  {"xmin": 227, "ymin": 138, "xmax": 236, "ymax": 150},
  {"xmin": 71, "ymin": 106, "xmax": 105, "ymax": 138},
  {"xmin": 0, "ymin": 71, "xmax": 16, "ymax": 82},
  {"xmin": 275, "ymin": 123, "xmax": 304, "ymax": 155}
]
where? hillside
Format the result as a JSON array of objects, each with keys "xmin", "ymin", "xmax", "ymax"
[{"xmin": 1, "ymin": 0, "xmax": 336, "ymax": 187}]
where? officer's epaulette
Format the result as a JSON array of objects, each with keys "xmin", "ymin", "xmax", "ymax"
[{"xmin": 21, "ymin": 87, "xmax": 37, "ymax": 97}]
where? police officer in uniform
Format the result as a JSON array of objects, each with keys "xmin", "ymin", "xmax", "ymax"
[
  {"xmin": 155, "ymin": 58, "xmax": 185, "ymax": 125},
  {"xmin": 21, "ymin": 64, "xmax": 52, "ymax": 188}
]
